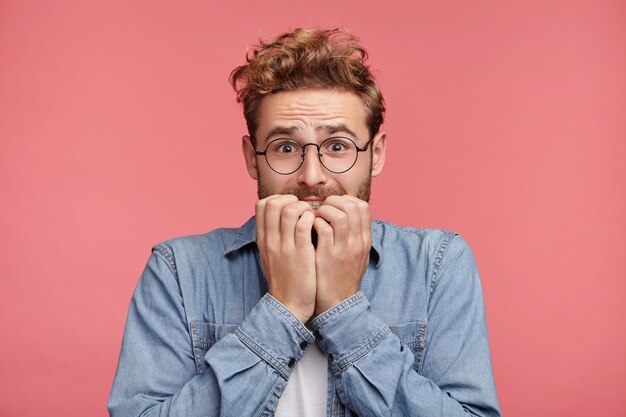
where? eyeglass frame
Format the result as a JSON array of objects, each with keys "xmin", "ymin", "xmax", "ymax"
[{"xmin": 254, "ymin": 136, "xmax": 375, "ymax": 175}]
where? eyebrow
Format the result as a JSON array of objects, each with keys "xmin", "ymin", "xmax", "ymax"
[
  {"xmin": 316, "ymin": 123, "xmax": 358, "ymax": 138},
  {"xmin": 264, "ymin": 126, "xmax": 300, "ymax": 142},
  {"xmin": 263, "ymin": 123, "xmax": 358, "ymax": 143}
]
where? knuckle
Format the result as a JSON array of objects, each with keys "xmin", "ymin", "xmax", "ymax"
[
  {"xmin": 265, "ymin": 198, "xmax": 280, "ymax": 210},
  {"xmin": 265, "ymin": 241, "xmax": 278, "ymax": 253},
  {"xmin": 295, "ymin": 221, "xmax": 310, "ymax": 234},
  {"xmin": 283, "ymin": 206, "xmax": 300, "ymax": 218},
  {"xmin": 335, "ymin": 212, "xmax": 348, "ymax": 224},
  {"xmin": 299, "ymin": 201, "xmax": 313, "ymax": 210},
  {"xmin": 345, "ymin": 202, "xmax": 358, "ymax": 213}
]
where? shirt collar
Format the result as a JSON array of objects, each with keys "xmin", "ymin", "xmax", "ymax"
[{"xmin": 224, "ymin": 216, "xmax": 382, "ymax": 268}]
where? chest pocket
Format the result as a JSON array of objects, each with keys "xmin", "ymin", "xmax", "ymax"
[
  {"xmin": 388, "ymin": 321, "xmax": 427, "ymax": 374},
  {"xmin": 190, "ymin": 321, "xmax": 239, "ymax": 374}
]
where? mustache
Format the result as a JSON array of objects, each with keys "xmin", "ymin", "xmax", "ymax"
[{"xmin": 281, "ymin": 186, "xmax": 347, "ymax": 200}]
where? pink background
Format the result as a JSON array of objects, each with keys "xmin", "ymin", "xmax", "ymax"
[{"xmin": 1, "ymin": 1, "xmax": 625, "ymax": 416}]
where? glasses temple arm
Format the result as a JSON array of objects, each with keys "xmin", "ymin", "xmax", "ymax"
[{"xmin": 356, "ymin": 137, "xmax": 375, "ymax": 152}]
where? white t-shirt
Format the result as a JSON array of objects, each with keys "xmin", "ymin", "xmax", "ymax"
[{"xmin": 274, "ymin": 342, "xmax": 328, "ymax": 416}]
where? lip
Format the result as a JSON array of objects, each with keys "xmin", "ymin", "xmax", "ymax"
[{"xmin": 300, "ymin": 196, "xmax": 325, "ymax": 209}]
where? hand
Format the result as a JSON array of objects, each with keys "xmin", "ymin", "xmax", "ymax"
[
  {"xmin": 256, "ymin": 195, "xmax": 317, "ymax": 323},
  {"xmin": 313, "ymin": 195, "xmax": 372, "ymax": 315}
]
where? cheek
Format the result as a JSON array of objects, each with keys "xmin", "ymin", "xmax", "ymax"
[
  {"xmin": 258, "ymin": 168, "xmax": 292, "ymax": 193},
  {"xmin": 334, "ymin": 172, "xmax": 364, "ymax": 193},
  {"xmin": 350, "ymin": 162, "xmax": 372, "ymax": 181}
]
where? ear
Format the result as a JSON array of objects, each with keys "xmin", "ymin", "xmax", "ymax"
[
  {"xmin": 242, "ymin": 135, "xmax": 259, "ymax": 180},
  {"xmin": 370, "ymin": 130, "xmax": 386, "ymax": 177}
]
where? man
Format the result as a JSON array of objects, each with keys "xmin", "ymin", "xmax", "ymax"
[{"xmin": 108, "ymin": 28, "xmax": 501, "ymax": 417}]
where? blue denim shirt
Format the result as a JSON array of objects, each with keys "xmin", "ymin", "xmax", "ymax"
[{"xmin": 108, "ymin": 217, "xmax": 501, "ymax": 417}]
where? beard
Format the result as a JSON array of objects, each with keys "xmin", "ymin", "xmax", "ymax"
[{"xmin": 257, "ymin": 173, "xmax": 372, "ymax": 202}]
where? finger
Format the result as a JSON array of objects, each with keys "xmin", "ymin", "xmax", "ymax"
[
  {"xmin": 264, "ymin": 194, "xmax": 298, "ymax": 249},
  {"xmin": 323, "ymin": 195, "xmax": 362, "ymax": 243},
  {"xmin": 313, "ymin": 217, "xmax": 334, "ymax": 251},
  {"xmin": 316, "ymin": 201, "xmax": 351, "ymax": 249},
  {"xmin": 281, "ymin": 201, "xmax": 314, "ymax": 247},
  {"xmin": 342, "ymin": 195, "xmax": 372, "ymax": 248},
  {"xmin": 294, "ymin": 210, "xmax": 315, "ymax": 249},
  {"xmin": 255, "ymin": 196, "xmax": 271, "ymax": 247}
]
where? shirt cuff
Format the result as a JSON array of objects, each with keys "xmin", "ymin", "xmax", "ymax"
[
  {"xmin": 309, "ymin": 291, "xmax": 391, "ymax": 375},
  {"xmin": 235, "ymin": 293, "xmax": 315, "ymax": 380}
]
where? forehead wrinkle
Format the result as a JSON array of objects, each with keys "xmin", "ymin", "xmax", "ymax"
[
  {"xmin": 271, "ymin": 105, "xmax": 353, "ymax": 129},
  {"xmin": 271, "ymin": 96, "xmax": 353, "ymax": 117},
  {"xmin": 257, "ymin": 90, "xmax": 369, "ymax": 143},
  {"xmin": 274, "ymin": 107, "xmax": 351, "ymax": 120},
  {"xmin": 268, "ymin": 107, "xmax": 350, "ymax": 128}
]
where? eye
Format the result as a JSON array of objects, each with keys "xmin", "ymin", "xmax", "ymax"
[
  {"xmin": 277, "ymin": 144, "xmax": 296, "ymax": 153},
  {"xmin": 271, "ymin": 140, "xmax": 300, "ymax": 154},
  {"xmin": 323, "ymin": 138, "xmax": 351, "ymax": 153}
]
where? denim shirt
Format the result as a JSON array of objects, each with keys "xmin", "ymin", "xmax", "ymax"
[{"xmin": 108, "ymin": 217, "xmax": 501, "ymax": 417}]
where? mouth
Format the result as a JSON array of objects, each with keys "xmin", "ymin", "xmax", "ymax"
[{"xmin": 300, "ymin": 197, "xmax": 325, "ymax": 209}]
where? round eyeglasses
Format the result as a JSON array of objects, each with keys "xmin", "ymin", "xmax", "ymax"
[{"xmin": 255, "ymin": 136, "xmax": 373, "ymax": 175}]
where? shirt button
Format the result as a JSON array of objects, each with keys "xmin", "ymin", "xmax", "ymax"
[
  {"xmin": 299, "ymin": 341, "xmax": 308, "ymax": 350},
  {"xmin": 287, "ymin": 357, "xmax": 295, "ymax": 368}
]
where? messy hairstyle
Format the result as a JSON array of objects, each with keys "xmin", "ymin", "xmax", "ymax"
[{"xmin": 230, "ymin": 28, "xmax": 385, "ymax": 144}]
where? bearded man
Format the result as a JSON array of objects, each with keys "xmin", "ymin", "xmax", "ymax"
[{"xmin": 109, "ymin": 28, "xmax": 501, "ymax": 417}]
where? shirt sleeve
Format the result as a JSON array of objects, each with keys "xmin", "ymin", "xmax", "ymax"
[
  {"xmin": 309, "ymin": 234, "xmax": 502, "ymax": 417},
  {"xmin": 108, "ymin": 248, "xmax": 314, "ymax": 417}
]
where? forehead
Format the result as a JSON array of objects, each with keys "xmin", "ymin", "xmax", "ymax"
[{"xmin": 255, "ymin": 89, "xmax": 369, "ymax": 142}]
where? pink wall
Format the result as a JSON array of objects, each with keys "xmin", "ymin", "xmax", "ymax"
[{"xmin": 1, "ymin": 1, "xmax": 625, "ymax": 415}]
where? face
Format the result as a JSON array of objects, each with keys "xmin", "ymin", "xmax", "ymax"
[{"xmin": 242, "ymin": 89, "xmax": 386, "ymax": 206}]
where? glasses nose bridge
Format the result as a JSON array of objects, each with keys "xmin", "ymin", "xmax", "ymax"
[
  {"xmin": 297, "ymin": 142, "xmax": 324, "ymax": 172},
  {"xmin": 300, "ymin": 142, "xmax": 322, "ymax": 157}
]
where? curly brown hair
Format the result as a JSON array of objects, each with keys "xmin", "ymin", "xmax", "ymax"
[{"xmin": 230, "ymin": 28, "xmax": 385, "ymax": 145}]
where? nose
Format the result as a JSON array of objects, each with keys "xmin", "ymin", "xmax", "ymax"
[{"xmin": 296, "ymin": 144, "xmax": 328, "ymax": 187}]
